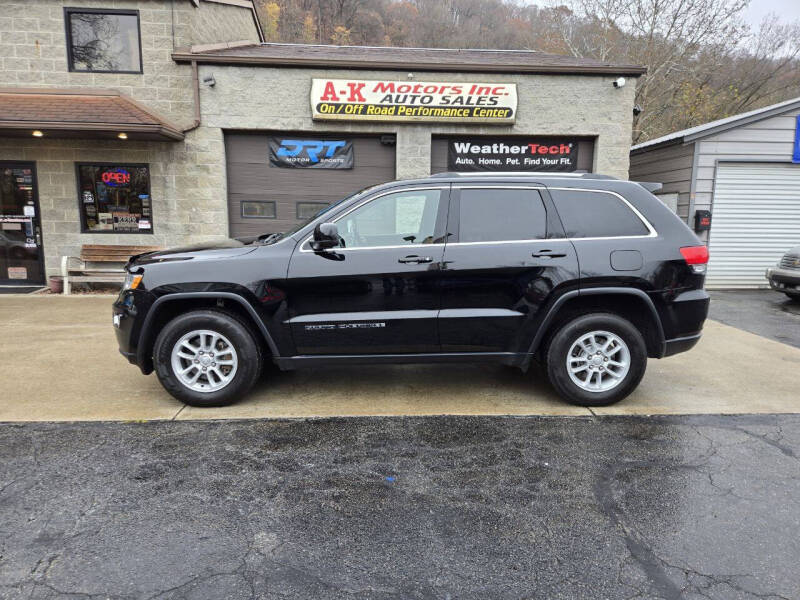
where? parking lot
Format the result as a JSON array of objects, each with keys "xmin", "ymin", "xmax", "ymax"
[
  {"xmin": 0, "ymin": 291, "xmax": 799, "ymax": 422},
  {"xmin": 1, "ymin": 291, "xmax": 799, "ymax": 599},
  {"xmin": 709, "ymin": 289, "xmax": 800, "ymax": 349},
  {"xmin": 2, "ymin": 414, "xmax": 799, "ymax": 599}
]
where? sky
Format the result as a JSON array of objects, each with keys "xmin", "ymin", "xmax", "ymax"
[
  {"xmin": 522, "ymin": 1, "xmax": 800, "ymax": 26},
  {"xmin": 745, "ymin": 0, "xmax": 800, "ymax": 26}
]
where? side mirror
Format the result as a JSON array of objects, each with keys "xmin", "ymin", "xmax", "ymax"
[{"xmin": 311, "ymin": 222, "xmax": 340, "ymax": 251}]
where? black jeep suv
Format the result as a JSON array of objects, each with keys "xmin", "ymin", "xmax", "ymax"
[{"xmin": 113, "ymin": 173, "xmax": 709, "ymax": 407}]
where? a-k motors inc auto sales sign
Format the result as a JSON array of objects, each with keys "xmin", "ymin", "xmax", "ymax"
[{"xmin": 310, "ymin": 79, "xmax": 517, "ymax": 124}]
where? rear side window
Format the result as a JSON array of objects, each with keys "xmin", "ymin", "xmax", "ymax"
[
  {"xmin": 458, "ymin": 188, "xmax": 546, "ymax": 242},
  {"xmin": 551, "ymin": 189, "xmax": 650, "ymax": 238}
]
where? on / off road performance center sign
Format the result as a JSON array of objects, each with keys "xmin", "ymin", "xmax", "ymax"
[{"xmin": 311, "ymin": 79, "xmax": 517, "ymax": 124}]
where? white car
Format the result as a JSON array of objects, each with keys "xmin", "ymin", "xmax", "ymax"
[{"xmin": 766, "ymin": 246, "xmax": 800, "ymax": 301}]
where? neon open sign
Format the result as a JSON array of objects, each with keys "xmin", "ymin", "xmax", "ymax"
[{"xmin": 101, "ymin": 169, "xmax": 131, "ymax": 187}]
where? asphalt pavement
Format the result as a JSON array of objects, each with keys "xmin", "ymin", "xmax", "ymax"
[
  {"xmin": 709, "ymin": 289, "xmax": 800, "ymax": 349},
  {"xmin": 1, "ymin": 415, "xmax": 799, "ymax": 600}
]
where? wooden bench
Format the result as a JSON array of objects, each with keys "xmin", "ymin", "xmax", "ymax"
[{"xmin": 60, "ymin": 244, "xmax": 161, "ymax": 295}]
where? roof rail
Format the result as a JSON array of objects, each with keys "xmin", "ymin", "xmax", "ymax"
[{"xmin": 427, "ymin": 171, "xmax": 618, "ymax": 180}]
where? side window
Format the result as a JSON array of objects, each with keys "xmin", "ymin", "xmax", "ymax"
[
  {"xmin": 551, "ymin": 190, "xmax": 650, "ymax": 238},
  {"xmin": 65, "ymin": 9, "xmax": 142, "ymax": 73},
  {"xmin": 458, "ymin": 188, "xmax": 546, "ymax": 242},
  {"xmin": 338, "ymin": 189, "xmax": 441, "ymax": 249}
]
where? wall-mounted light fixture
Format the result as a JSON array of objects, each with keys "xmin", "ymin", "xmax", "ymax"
[
  {"xmin": 117, "ymin": 132, "xmax": 128, "ymax": 140},
  {"xmin": 613, "ymin": 77, "xmax": 627, "ymax": 88},
  {"xmin": 32, "ymin": 130, "xmax": 43, "ymax": 137}
]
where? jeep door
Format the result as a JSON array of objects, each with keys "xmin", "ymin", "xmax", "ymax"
[
  {"xmin": 285, "ymin": 186, "xmax": 449, "ymax": 355},
  {"xmin": 438, "ymin": 185, "xmax": 579, "ymax": 354}
]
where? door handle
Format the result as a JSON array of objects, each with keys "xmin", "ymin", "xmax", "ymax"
[
  {"xmin": 531, "ymin": 249, "xmax": 567, "ymax": 259},
  {"xmin": 398, "ymin": 255, "xmax": 433, "ymax": 264}
]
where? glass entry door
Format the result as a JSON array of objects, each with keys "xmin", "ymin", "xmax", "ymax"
[{"xmin": 0, "ymin": 162, "xmax": 44, "ymax": 285}]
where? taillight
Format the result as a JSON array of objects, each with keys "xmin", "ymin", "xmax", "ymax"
[{"xmin": 680, "ymin": 245, "xmax": 709, "ymax": 274}]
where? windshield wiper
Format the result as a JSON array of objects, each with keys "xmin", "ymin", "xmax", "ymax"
[{"xmin": 257, "ymin": 232, "xmax": 283, "ymax": 244}]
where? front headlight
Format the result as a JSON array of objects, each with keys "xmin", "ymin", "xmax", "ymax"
[{"xmin": 123, "ymin": 271, "xmax": 143, "ymax": 291}]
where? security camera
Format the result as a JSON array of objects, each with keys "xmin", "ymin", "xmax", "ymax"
[
  {"xmin": 407, "ymin": 72, "xmax": 414, "ymax": 80},
  {"xmin": 202, "ymin": 74, "xmax": 216, "ymax": 87},
  {"xmin": 633, "ymin": 104, "xmax": 642, "ymax": 116},
  {"xmin": 613, "ymin": 77, "xmax": 626, "ymax": 88}
]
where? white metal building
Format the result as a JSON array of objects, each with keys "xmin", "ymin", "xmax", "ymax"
[{"xmin": 630, "ymin": 98, "xmax": 800, "ymax": 288}]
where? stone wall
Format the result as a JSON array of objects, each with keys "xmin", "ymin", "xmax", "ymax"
[
  {"xmin": 197, "ymin": 65, "xmax": 638, "ymax": 180},
  {"xmin": 0, "ymin": 0, "xmax": 260, "ymax": 130},
  {"xmin": 0, "ymin": 0, "xmax": 258, "ymax": 276},
  {"xmin": 0, "ymin": 0, "xmax": 639, "ymax": 279},
  {"xmin": 184, "ymin": 1, "xmax": 259, "ymax": 46},
  {"xmin": 0, "ymin": 129, "xmax": 229, "ymax": 276}
]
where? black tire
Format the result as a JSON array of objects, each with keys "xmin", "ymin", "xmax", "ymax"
[
  {"xmin": 545, "ymin": 312, "xmax": 647, "ymax": 407},
  {"xmin": 784, "ymin": 292, "xmax": 800, "ymax": 302},
  {"xmin": 153, "ymin": 309, "xmax": 263, "ymax": 407}
]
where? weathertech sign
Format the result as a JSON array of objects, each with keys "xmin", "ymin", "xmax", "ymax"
[
  {"xmin": 448, "ymin": 137, "xmax": 579, "ymax": 172},
  {"xmin": 310, "ymin": 79, "xmax": 517, "ymax": 124}
]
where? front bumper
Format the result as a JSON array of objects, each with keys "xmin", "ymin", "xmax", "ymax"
[
  {"xmin": 765, "ymin": 267, "xmax": 800, "ymax": 292},
  {"xmin": 112, "ymin": 290, "xmax": 151, "ymax": 371}
]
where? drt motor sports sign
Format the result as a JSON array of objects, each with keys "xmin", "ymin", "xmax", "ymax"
[
  {"xmin": 311, "ymin": 79, "xmax": 517, "ymax": 124},
  {"xmin": 448, "ymin": 138, "xmax": 579, "ymax": 172},
  {"xmin": 269, "ymin": 137, "xmax": 354, "ymax": 169}
]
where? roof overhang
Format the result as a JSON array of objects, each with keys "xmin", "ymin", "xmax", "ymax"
[
  {"xmin": 631, "ymin": 96, "xmax": 800, "ymax": 155},
  {"xmin": 173, "ymin": 52, "xmax": 647, "ymax": 75},
  {"xmin": 172, "ymin": 43, "xmax": 647, "ymax": 76},
  {"xmin": 0, "ymin": 88, "xmax": 185, "ymax": 142}
]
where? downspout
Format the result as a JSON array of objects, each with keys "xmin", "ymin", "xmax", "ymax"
[{"xmin": 184, "ymin": 60, "xmax": 201, "ymax": 132}]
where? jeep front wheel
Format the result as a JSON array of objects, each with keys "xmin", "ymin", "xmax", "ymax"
[
  {"xmin": 545, "ymin": 313, "xmax": 647, "ymax": 406},
  {"xmin": 153, "ymin": 310, "xmax": 263, "ymax": 407}
]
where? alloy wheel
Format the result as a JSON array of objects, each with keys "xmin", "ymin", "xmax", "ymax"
[
  {"xmin": 170, "ymin": 329, "xmax": 238, "ymax": 393},
  {"xmin": 566, "ymin": 330, "xmax": 631, "ymax": 392}
]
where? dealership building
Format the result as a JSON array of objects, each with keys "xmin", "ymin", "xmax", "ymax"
[
  {"xmin": 0, "ymin": 0, "xmax": 644, "ymax": 286},
  {"xmin": 631, "ymin": 97, "xmax": 800, "ymax": 288}
]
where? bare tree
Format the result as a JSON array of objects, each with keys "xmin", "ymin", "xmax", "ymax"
[{"xmin": 254, "ymin": 0, "xmax": 800, "ymax": 142}]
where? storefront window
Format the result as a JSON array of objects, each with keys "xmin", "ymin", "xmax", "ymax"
[
  {"xmin": 297, "ymin": 202, "xmax": 329, "ymax": 220},
  {"xmin": 77, "ymin": 164, "xmax": 152, "ymax": 233},
  {"xmin": 65, "ymin": 9, "xmax": 142, "ymax": 73},
  {"xmin": 241, "ymin": 201, "xmax": 276, "ymax": 219}
]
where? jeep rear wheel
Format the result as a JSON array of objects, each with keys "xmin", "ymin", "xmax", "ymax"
[
  {"xmin": 546, "ymin": 313, "xmax": 647, "ymax": 406},
  {"xmin": 153, "ymin": 310, "xmax": 263, "ymax": 407}
]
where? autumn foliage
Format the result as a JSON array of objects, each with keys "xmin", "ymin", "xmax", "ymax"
[{"xmin": 254, "ymin": 0, "xmax": 800, "ymax": 143}]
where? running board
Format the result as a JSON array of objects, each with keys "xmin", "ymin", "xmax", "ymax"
[{"xmin": 274, "ymin": 352, "xmax": 529, "ymax": 370}]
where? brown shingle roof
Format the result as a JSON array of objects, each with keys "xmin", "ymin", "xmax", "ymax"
[
  {"xmin": 0, "ymin": 88, "xmax": 184, "ymax": 141},
  {"xmin": 173, "ymin": 42, "xmax": 646, "ymax": 76}
]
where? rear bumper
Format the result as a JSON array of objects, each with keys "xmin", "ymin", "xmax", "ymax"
[
  {"xmin": 766, "ymin": 267, "xmax": 800, "ymax": 291},
  {"xmin": 662, "ymin": 332, "xmax": 702, "ymax": 357}
]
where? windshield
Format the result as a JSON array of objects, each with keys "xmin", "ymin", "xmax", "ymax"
[{"xmin": 278, "ymin": 184, "xmax": 381, "ymax": 239}]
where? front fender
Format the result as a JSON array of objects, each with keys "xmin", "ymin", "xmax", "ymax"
[{"xmin": 135, "ymin": 291, "xmax": 281, "ymax": 374}]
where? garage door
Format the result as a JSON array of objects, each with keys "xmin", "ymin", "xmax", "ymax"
[
  {"xmin": 225, "ymin": 133, "xmax": 395, "ymax": 238},
  {"xmin": 707, "ymin": 163, "xmax": 800, "ymax": 288}
]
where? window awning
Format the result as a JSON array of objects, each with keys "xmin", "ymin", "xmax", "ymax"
[{"xmin": 0, "ymin": 88, "xmax": 184, "ymax": 141}]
